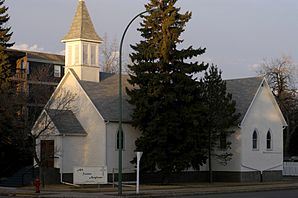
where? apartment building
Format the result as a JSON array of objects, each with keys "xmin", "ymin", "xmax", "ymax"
[{"xmin": 7, "ymin": 48, "xmax": 65, "ymax": 125}]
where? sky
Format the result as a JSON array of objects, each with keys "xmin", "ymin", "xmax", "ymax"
[{"xmin": 6, "ymin": 0, "xmax": 298, "ymax": 79}]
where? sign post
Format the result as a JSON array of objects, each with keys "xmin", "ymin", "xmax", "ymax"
[{"xmin": 136, "ymin": 152, "xmax": 143, "ymax": 194}]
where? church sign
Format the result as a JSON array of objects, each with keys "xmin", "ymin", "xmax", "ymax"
[{"xmin": 74, "ymin": 166, "xmax": 108, "ymax": 184}]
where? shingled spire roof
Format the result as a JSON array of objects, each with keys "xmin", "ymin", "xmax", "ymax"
[{"xmin": 62, "ymin": 0, "xmax": 102, "ymax": 42}]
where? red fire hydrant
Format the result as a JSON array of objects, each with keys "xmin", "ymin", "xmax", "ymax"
[{"xmin": 34, "ymin": 178, "xmax": 40, "ymax": 193}]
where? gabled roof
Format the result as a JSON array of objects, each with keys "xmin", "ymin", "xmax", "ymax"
[
  {"xmin": 40, "ymin": 69, "xmax": 285, "ymax": 134},
  {"xmin": 47, "ymin": 109, "xmax": 87, "ymax": 135},
  {"xmin": 79, "ymin": 75, "xmax": 266, "ymax": 123},
  {"xmin": 79, "ymin": 74, "xmax": 133, "ymax": 122},
  {"xmin": 225, "ymin": 77, "xmax": 264, "ymax": 122},
  {"xmin": 62, "ymin": 0, "xmax": 102, "ymax": 42}
]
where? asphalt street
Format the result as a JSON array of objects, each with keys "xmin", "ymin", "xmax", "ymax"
[
  {"xmin": 171, "ymin": 189, "xmax": 298, "ymax": 198},
  {"xmin": 0, "ymin": 189, "xmax": 298, "ymax": 198}
]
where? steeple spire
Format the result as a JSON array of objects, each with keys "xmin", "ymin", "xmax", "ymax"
[
  {"xmin": 62, "ymin": 0, "xmax": 102, "ymax": 42},
  {"xmin": 62, "ymin": 0, "xmax": 102, "ymax": 83}
]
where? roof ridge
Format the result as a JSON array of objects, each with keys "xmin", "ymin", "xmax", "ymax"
[
  {"xmin": 8, "ymin": 48, "xmax": 64, "ymax": 57},
  {"xmin": 224, "ymin": 76, "xmax": 263, "ymax": 81}
]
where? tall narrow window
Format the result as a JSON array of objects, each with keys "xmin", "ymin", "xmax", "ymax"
[
  {"xmin": 116, "ymin": 130, "xmax": 124, "ymax": 150},
  {"xmin": 91, "ymin": 45, "xmax": 96, "ymax": 65},
  {"xmin": 74, "ymin": 45, "xmax": 79, "ymax": 65},
  {"xmin": 67, "ymin": 45, "xmax": 72, "ymax": 65},
  {"xmin": 267, "ymin": 131, "xmax": 272, "ymax": 150},
  {"xmin": 83, "ymin": 43, "xmax": 88, "ymax": 65},
  {"xmin": 252, "ymin": 130, "xmax": 258, "ymax": 150}
]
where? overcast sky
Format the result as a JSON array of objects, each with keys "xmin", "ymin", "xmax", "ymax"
[{"xmin": 6, "ymin": 0, "xmax": 298, "ymax": 79}]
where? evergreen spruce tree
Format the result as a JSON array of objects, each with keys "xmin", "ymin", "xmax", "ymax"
[
  {"xmin": 0, "ymin": 83, "xmax": 24, "ymax": 175},
  {"xmin": 0, "ymin": 1, "xmax": 26, "ymax": 176},
  {"xmin": 201, "ymin": 65, "xmax": 239, "ymax": 183},
  {"xmin": 0, "ymin": 0, "xmax": 14, "ymax": 83},
  {"xmin": 127, "ymin": 0, "xmax": 208, "ymax": 180}
]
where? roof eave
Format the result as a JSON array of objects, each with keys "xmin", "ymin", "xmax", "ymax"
[
  {"xmin": 61, "ymin": 38, "xmax": 103, "ymax": 44},
  {"xmin": 56, "ymin": 133, "xmax": 87, "ymax": 137}
]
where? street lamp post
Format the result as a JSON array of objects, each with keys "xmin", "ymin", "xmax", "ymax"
[{"xmin": 118, "ymin": 9, "xmax": 149, "ymax": 196}]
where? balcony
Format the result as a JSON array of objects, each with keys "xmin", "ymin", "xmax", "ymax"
[{"xmin": 11, "ymin": 69, "xmax": 27, "ymax": 81}]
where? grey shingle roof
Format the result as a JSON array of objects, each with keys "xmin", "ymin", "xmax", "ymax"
[
  {"xmin": 47, "ymin": 109, "xmax": 87, "ymax": 135},
  {"xmin": 26, "ymin": 51, "xmax": 64, "ymax": 64},
  {"xmin": 225, "ymin": 77, "xmax": 263, "ymax": 122},
  {"xmin": 79, "ymin": 74, "xmax": 263, "ymax": 123},
  {"xmin": 62, "ymin": 0, "xmax": 102, "ymax": 42},
  {"xmin": 7, "ymin": 48, "xmax": 65, "ymax": 64},
  {"xmin": 79, "ymin": 74, "xmax": 133, "ymax": 122}
]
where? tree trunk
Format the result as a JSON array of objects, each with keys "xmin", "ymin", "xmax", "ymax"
[
  {"xmin": 284, "ymin": 115, "xmax": 292, "ymax": 156},
  {"xmin": 32, "ymin": 138, "xmax": 45, "ymax": 188},
  {"xmin": 208, "ymin": 130, "xmax": 212, "ymax": 183}
]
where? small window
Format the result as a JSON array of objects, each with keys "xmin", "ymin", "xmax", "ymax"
[
  {"xmin": 83, "ymin": 43, "xmax": 88, "ymax": 65},
  {"xmin": 116, "ymin": 130, "xmax": 124, "ymax": 150},
  {"xmin": 266, "ymin": 131, "xmax": 272, "ymax": 150},
  {"xmin": 219, "ymin": 133, "xmax": 227, "ymax": 149},
  {"xmin": 21, "ymin": 60, "xmax": 25, "ymax": 70},
  {"xmin": 252, "ymin": 130, "xmax": 258, "ymax": 150},
  {"xmin": 27, "ymin": 62, "xmax": 30, "ymax": 74},
  {"xmin": 91, "ymin": 45, "xmax": 96, "ymax": 65},
  {"xmin": 54, "ymin": 65, "xmax": 61, "ymax": 78}
]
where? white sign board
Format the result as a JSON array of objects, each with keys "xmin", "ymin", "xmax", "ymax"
[{"xmin": 74, "ymin": 166, "xmax": 108, "ymax": 184}]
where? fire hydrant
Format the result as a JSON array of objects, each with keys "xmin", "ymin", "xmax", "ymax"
[{"xmin": 34, "ymin": 178, "xmax": 40, "ymax": 193}]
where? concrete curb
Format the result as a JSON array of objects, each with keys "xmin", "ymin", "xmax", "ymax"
[
  {"xmin": 109, "ymin": 184, "xmax": 298, "ymax": 198},
  {"xmin": 1, "ymin": 181, "xmax": 298, "ymax": 197}
]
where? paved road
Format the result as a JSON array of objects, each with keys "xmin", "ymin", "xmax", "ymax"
[
  {"xmin": 1, "ymin": 188, "xmax": 298, "ymax": 198},
  {"xmin": 170, "ymin": 189, "xmax": 298, "ymax": 198}
]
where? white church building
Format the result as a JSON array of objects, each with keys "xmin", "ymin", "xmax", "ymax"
[{"xmin": 32, "ymin": 0, "xmax": 287, "ymax": 183}]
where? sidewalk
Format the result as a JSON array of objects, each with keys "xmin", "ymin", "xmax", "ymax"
[{"xmin": 1, "ymin": 179, "xmax": 298, "ymax": 197}]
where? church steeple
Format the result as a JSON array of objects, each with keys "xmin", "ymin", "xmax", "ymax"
[
  {"xmin": 62, "ymin": 0, "xmax": 102, "ymax": 82},
  {"xmin": 62, "ymin": 0, "xmax": 102, "ymax": 42}
]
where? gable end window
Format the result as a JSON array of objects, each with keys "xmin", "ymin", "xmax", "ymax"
[
  {"xmin": 252, "ymin": 130, "xmax": 258, "ymax": 150},
  {"xmin": 266, "ymin": 131, "xmax": 272, "ymax": 150}
]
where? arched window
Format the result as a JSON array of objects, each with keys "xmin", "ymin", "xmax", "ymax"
[
  {"xmin": 252, "ymin": 130, "xmax": 258, "ymax": 150},
  {"xmin": 267, "ymin": 131, "xmax": 272, "ymax": 150}
]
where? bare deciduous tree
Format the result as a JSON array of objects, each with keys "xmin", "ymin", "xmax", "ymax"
[
  {"xmin": 100, "ymin": 33, "xmax": 119, "ymax": 73},
  {"xmin": 257, "ymin": 55, "xmax": 298, "ymax": 155},
  {"xmin": 31, "ymin": 88, "xmax": 77, "ymax": 186},
  {"xmin": 257, "ymin": 55, "xmax": 297, "ymax": 99},
  {"xmin": 31, "ymin": 89, "xmax": 76, "ymax": 163}
]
